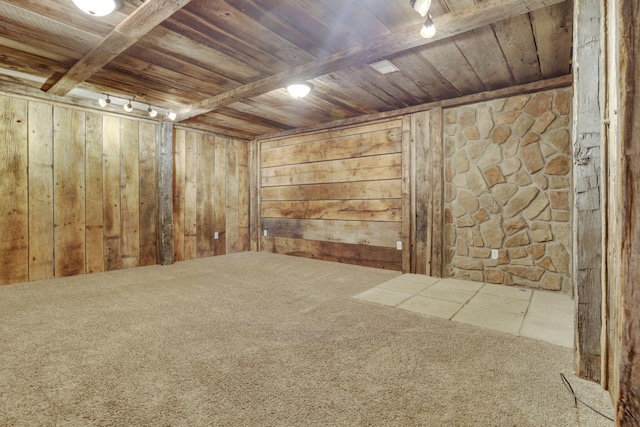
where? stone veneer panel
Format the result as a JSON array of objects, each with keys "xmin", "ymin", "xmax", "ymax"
[{"xmin": 443, "ymin": 88, "xmax": 572, "ymax": 293}]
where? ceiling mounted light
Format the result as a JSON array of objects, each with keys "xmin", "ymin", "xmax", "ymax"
[
  {"xmin": 72, "ymin": 0, "xmax": 117, "ymax": 16},
  {"xmin": 287, "ymin": 83, "xmax": 312, "ymax": 99},
  {"xmin": 166, "ymin": 111, "xmax": 177, "ymax": 121},
  {"xmin": 98, "ymin": 95, "xmax": 111, "ymax": 108},
  {"xmin": 420, "ymin": 13, "xmax": 436, "ymax": 38},
  {"xmin": 147, "ymin": 105, "xmax": 158, "ymax": 118},
  {"xmin": 410, "ymin": 0, "xmax": 431, "ymax": 17},
  {"xmin": 123, "ymin": 99, "xmax": 134, "ymax": 113}
]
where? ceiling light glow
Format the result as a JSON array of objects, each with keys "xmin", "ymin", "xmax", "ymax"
[
  {"xmin": 420, "ymin": 15, "xmax": 436, "ymax": 38},
  {"xmin": 287, "ymin": 83, "xmax": 312, "ymax": 99},
  {"xmin": 72, "ymin": 0, "xmax": 117, "ymax": 16},
  {"xmin": 166, "ymin": 111, "xmax": 177, "ymax": 121}
]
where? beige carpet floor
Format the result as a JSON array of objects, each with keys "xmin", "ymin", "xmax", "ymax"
[{"xmin": 0, "ymin": 252, "xmax": 613, "ymax": 426}]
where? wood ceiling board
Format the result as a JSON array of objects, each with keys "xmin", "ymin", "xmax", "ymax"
[
  {"xmin": 222, "ymin": 0, "xmax": 333, "ymax": 58},
  {"xmin": 530, "ymin": 1, "xmax": 573, "ymax": 78},
  {"xmin": 360, "ymin": 0, "xmax": 431, "ymax": 33},
  {"xmin": 225, "ymin": 102, "xmax": 306, "ymax": 130},
  {"xmin": 313, "ymin": 73, "xmax": 396, "ymax": 112},
  {"xmin": 181, "ymin": 0, "xmax": 318, "ymax": 67},
  {"xmin": 137, "ymin": 29, "xmax": 262, "ymax": 84},
  {"xmin": 333, "ymin": 68, "xmax": 412, "ymax": 110},
  {"xmin": 177, "ymin": 0, "xmax": 566, "ymax": 121},
  {"xmin": 47, "ymin": 0, "xmax": 193, "ymax": 96},
  {"xmin": 304, "ymin": 85, "xmax": 378, "ymax": 117},
  {"xmin": 0, "ymin": 37, "xmax": 77, "ymax": 74},
  {"xmin": 451, "ymin": 27, "xmax": 515, "ymax": 91},
  {"xmin": 390, "ymin": 51, "xmax": 460, "ymax": 100},
  {"xmin": 492, "ymin": 14, "xmax": 542, "ymax": 85},
  {"xmin": 346, "ymin": 64, "xmax": 418, "ymax": 109},
  {"xmin": 416, "ymin": 39, "xmax": 486, "ymax": 96},
  {"xmin": 248, "ymin": 91, "xmax": 336, "ymax": 124},
  {"xmin": 183, "ymin": 110, "xmax": 284, "ymax": 137}
]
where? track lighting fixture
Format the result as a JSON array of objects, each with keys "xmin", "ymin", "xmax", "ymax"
[
  {"xmin": 123, "ymin": 99, "xmax": 134, "ymax": 113},
  {"xmin": 72, "ymin": 0, "xmax": 117, "ymax": 16},
  {"xmin": 410, "ymin": 0, "xmax": 431, "ymax": 17},
  {"xmin": 420, "ymin": 13, "xmax": 436, "ymax": 38},
  {"xmin": 98, "ymin": 95, "xmax": 111, "ymax": 108},
  {"xmin": 147, "ymin": 105, "xmax": 158, "ymax": 118},
  {"xmin": 166, "ymin": 111, "xmax": 177, "ymax": 121},
  {"xmin": 287, "ymin": 83, "xmax": 312, "ymax": 99}
]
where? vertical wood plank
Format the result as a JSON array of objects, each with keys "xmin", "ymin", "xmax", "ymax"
[
  {"xmin": 120, "ymin": 119, "xmax": 140, "ymax": 269},
  {"xmin": 249, "ymin": 139, "xmax": 261, "ymax": 252},
  {"xmin": 173, "ymin": 128, "xmax": 186, "ymax": 261},
  {"xmin": 214, "ymin": 136, "xmax": 227, "ymax": 255},
  {"xmin": 226, "ymin": 139, "xmax": 240, "ymax": 253},
  {"xmin": 28, "ymin": 101, "xmax": 54, "ymax": 281},
  {"xmin": 184, "ymin": 131, "xmax": 198, "ymax": 260},
  {"xmin": 85, "ymin": 112, "xmax": 104, "ymax": 274},
  {"xmin": 429, "ymin": 107, "xmax": 444, "ymax": 277},
  {"xmin": 138, "ymin": 122, "xmax": 158, "ymax": 266},
  {"xmin": 402, "ymin": 115, "xmax": 412, "ymax": 273},
  {"xmin": 0, "ymin": 95, "xmax": 28, "ymax": 285},
  {"xmin": 196, "ymin": 133, "xmax": 215, "ymax": 257},
  {"xmin": 157, "ymin": 122, "xmax": 174, "ymax": 265},
  {"xmin": 53, "ymin": 107, "xmax": 85, "ymax": 277},
  {"xmin": 413, "ymin": 111, "xmax": 430, "ymax": 275},
  {"xmin": 103, "ymin": 116, "xmax": 121, "ymax": 271},
  {"xmin": 572, "ymin": 0, "xmax": 603, "ymax": 382},
  {"xmin": 238, "ymin": 141, "xmax": 250, "ymax": 251}
]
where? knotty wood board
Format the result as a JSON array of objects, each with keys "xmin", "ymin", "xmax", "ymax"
[
  {"xmin": 261, "ymin": 153, "xmax": 402, "ymax": 187},
  {"xmin": 0, "ymin": 96, "xmax": 28, "ymax": 285},
  {"xmin": 183, "ymin": 131, "xmax": 198, "ymax": 260},
  {"xmin": 53, "ymin": 107, "xmax": 85, "ymax": 277},
  {"xmin": 103, "ymin": 116, "xmax": 121, "ymax": 271},
  {"xmin": 262, "ymin": 237, "xmax": 402, "ymax": 271},
  {"xmin": 120, "ymin": 119, "xmax": 140, "ymax": 269},
  {"xmin": 213, "ymin": 136, "xmax": 227, "ymax": 255},
  {"xmin": 196, "ymin": 133, "xmax": 216, "ymax": 258},
  {"xmin": 27, "ymin": 101, "xmax": 54, "ymax": 281},
  {"xmin": 412, "ymin": 111, "xmax": 430, "ymax": 275},
  {"xmin": 85, "ymin": 112, "xmax": 104, "ymax": 274},
  {"xmin": 238, "ymin": 141, "xmax": 250, "ymax": 252},
  {"xmin": 138, "ymin": 122, "xmax": 158, "ymax": 266},
  {"xmin": 173, "ymin": 129, "xmax": 186, "ymax": 261},
  {"xmin": 261, "ymin": 200, "xmax": 402, "ymax": 222},
  {"xmin": 428, "ymin": 108, "xmax": 444, "ymax": 277},
  {"xmin": 261, "ymin": 218, "xmax": 400, "ymax": 248},
  {"xmin": 226, "ymin": 139, "xmax": 240, "ymax": 253},
  {"xmin": 262, "ymin": 180, "xmax": 401, "ymax": 201}
]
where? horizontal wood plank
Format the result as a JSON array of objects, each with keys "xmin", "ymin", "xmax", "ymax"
[
  {"xmin": 261, "ymin": 199, "xmax": 402, "ymax": 222},
  {"xmin": 261, "ymin": 180, "xmax": 401, "ymax": 201}
]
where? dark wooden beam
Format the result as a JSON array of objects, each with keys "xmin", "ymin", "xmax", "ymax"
[
  {"xmin": 157, "ymin": 122, "xmax": 174, "ymax": 266},
  {"xmin": 176, "ymin": 0, "xmax": 566, "ymax": 121},
  {"xmin": 47, "ymin": 0, "xmax": 192, "ymax": 96}
]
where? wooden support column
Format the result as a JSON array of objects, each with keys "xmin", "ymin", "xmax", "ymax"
[
  {"xmin": 249, "ymin": 139, "xmax": 261, "ymax": 252},
  {"xmin": 428, "ymin": 108, "xmax": 444, "ymax": 277},
  {"xmin": 572, "ymin": 0, "xmax": 603, "ymax": 382},
  {"xmin": 157, "ymin": 122, "xmax": 174, "ymax": 265}
]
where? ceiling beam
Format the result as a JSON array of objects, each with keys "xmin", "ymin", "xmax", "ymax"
[
  {"xmin": 176, "ymin": 0, "xmax": 566, "ymax": 121},
  {"xmin": 46, "ymin": 0, "xmax": 192, "ymax": 96}
]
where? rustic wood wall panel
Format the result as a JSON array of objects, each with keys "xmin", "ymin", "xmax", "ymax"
[
  {"xmin": 28, "ymin": 102, "xmax": 54, "ymax": 281},
  {"xmin": 260, "ymin": 119, "xmax": 404, "ymax": 270},
  {"xmin": 0, "ymin": 96, "xmax": 28, "ymax": 285},
  {"xmin": 172, "ymin": 129, "xmax": 249, "ymax": 260},
  {"xmin": 0, "ymin": 94, "xmax": 161, "ymax": 285}
]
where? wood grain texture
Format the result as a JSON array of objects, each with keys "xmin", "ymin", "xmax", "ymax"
[
  {"xmin": 173, "ymin": 129, "xmax": 186, "ymax": 261},
  {"xmin": 27, "ymin": 101, "xmax": 54, "ymax": 281},
  {"xmin": 120, "ymin": 119, "xmax": 140, "ymax": 269},
  {"xmin": 226, "ymin": 139, "xmax": 240, "ymax": 253},
  {"xmin": 0, "ymin": 95, "xmax": 28, "ymax": 285},
  {"xmin": 249, "ymin": 139, "xmax": 261, "ymax": 251},
  {"xmin": 53, "ymin": 107, "xmax": 86, "ymax": 277},
  {"xmin": 103, "ymin": 115, "xmax": 121, "ymax": 271},
  {"xmin": 183, "ymin": 130, "xmax": 198, "ymax": 260},
  {"xmin": 196, "ymin": 133, "xmax": 215, "ymax": 257},
  {"xmin": 157, "ymin": 122, "xmax": 174, "ymax": 265},
  {"xmin": 238, "ymin": 141, "xmax": 250, "ymax": 251},
  {"xmin": 428, "ymin": 108, "xmax": 444, "ymax": 277},
  {"xmin": 262, "ymin": 180, "xmax": 401, "ymax": 201},
  {"xmin": 261, "ymin": 200, "xmax": 401, "ymax": 222},
  {"xmin": 85, "ymin": 112, "xmax": 105, "ymax": 273},
  {"xmin": 401, "ymin": 115, "xmax": 411, "ymax": 273},
  {"xmin": 138, "ymin": 121, "xmax": 158, "ymax": 266},
  {"xmin": 262, "ymin": 237, "xmax": 402, "ymax": 270},
  {"xmin": 214, "ymin": 136, "xmax": 227, "ymax": 255}
]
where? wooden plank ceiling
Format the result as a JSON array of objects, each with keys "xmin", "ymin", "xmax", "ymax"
[{"xmin": 0, "ymin": 0, "xmax": 573, "ymax": 139}]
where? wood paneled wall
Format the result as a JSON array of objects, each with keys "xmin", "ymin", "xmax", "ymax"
[
  {"xmin": 0, "ymin": 95, "xmax": 159, "ymax": 285},
  {"xmin": 258, "ymin": 120, "xmax": 404, "ymax": 270},
  {"xmin": 172, "ymin": 128, "xmax": 249, "ymax": 261}
]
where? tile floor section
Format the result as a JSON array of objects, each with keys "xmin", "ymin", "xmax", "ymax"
[{"xmin": 353, "ymin": 274, "xmax": 573, "ymax": 348}]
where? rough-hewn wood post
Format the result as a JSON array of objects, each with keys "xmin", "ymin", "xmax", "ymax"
[
  {"xmin": 157, "ymin": 122, "xmax": 174, "ymax": 265},
  {"xmin": 572, "ymin": 0, "xmax": 603, "ymax": 383}
]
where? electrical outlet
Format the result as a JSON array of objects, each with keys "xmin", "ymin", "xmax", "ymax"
[
  {"xmin": 263, "ymin": 229, "xmax": 268, "ymax": 237},
  {"xmin": 396, "ymin": 241, "xmax": 402, "ymax": 250},
  {"xmin": 214, "ymin": 231, "xmax": 219, "ymax": 239},
  {"xmin": 491, "ymin": 249, "xmax": 499, "ymax": 259}
]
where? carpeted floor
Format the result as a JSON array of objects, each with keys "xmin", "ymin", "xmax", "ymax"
[{"xmin": 0, "ymin": 252, "xmax": 613, "ymax": 426}]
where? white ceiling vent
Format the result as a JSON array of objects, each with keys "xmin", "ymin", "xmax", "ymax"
[{"xmin": 369, "ymin": 60, "xmax": 400, "ymax": 75}]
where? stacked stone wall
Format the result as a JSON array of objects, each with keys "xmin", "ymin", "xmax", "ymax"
[{"xmin": 443, "ymin": 88, "xmax": 572, "ymax": 292}]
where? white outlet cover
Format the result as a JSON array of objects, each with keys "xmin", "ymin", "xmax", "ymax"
[
  {"xmin": 397, "ymin": 241, "xmax": 403, "ymax": 250},
  {"xmin": 214, "ymin": 231, "xmax": 219, "ymax": 239},
  {"xmin": 491, "ymin": 249, "xmax": 499, "ymax": 259},
  {"xmin": 263, "ymin": 230, "xmax": 268, "ymax": 237}
]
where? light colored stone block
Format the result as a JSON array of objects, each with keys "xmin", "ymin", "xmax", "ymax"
[
  {"xmin": 453, "ymin": 305, "xmax": 524, "ymax": 335},
  {"xmin": 479, "ymin": 283, "xmax": 533, "ymax": 300},
  {"xmin": 467, "ymin": 293, "xmax": 529, "ymax": 315},
  {"xmin": 352, "ymin": 288, "xmax": 412, "ymax": 307},
  {"xmin": 397, "ymin": 296, "xmax": 463, "ymax": 319}
]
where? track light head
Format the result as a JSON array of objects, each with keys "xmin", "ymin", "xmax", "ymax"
[
  {"xmin": 420, "ymin": 14, "xmax": 436, "ymax": 38},
  {"xmin": 148, "ymin": 105, "xmax": 158, "ymax": 118},
  {"xmin": 166, "ymin": 111, "xmax": 177, "ymax": 121},
  {"xmin": 98, "ymin": 95, "xmax": 111, "ymax": 108},
  {"xmin": 410, "ymin": 0, "xmax": 431, "ymax": 17}
]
